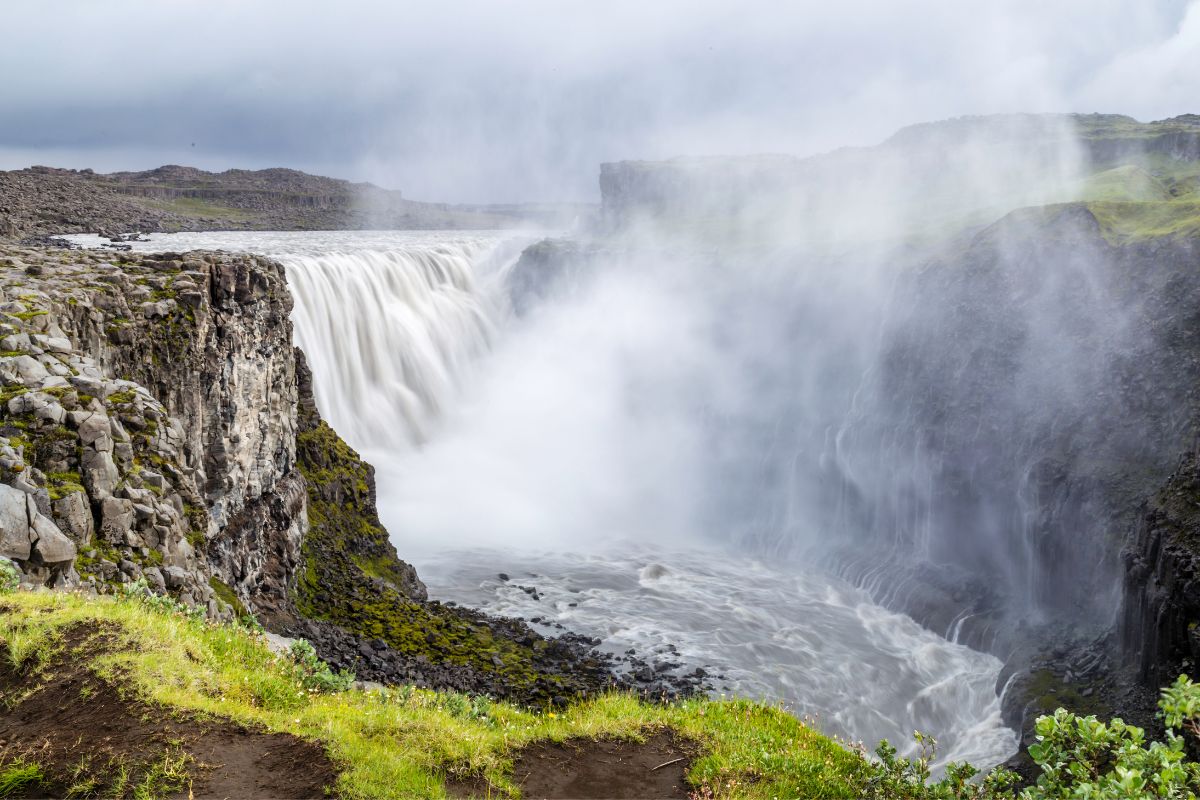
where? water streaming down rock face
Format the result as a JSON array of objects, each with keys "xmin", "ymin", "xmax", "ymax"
[
  {"xmin": 286, "ymin": 244, "xmax": 499, "ymax": 447},
  {"xmin": 76, "ymin": 229, "xmax": 1021, "ymax": 770}
]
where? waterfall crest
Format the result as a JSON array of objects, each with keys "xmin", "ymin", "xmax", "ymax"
[{"xmin": 284, "ymin": 240, "xmax": 503, "ymax": 450}]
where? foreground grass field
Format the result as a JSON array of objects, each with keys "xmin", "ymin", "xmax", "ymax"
[{"xmin": 0, "ymin": 589, "xmax": 869, "ymax": 799}]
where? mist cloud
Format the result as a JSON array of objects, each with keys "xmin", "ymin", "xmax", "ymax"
[{"xmin": 1, "ymin": 0, "xmax": 1196, "ymax": 202}]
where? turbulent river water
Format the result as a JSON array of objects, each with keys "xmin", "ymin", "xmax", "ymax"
[{"xmin": 67, "ymin": 229, "xmax": 1019, "ymax": 768}]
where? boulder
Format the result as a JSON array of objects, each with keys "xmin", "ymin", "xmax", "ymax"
[
  {"xmin": 99, "ymin": 496, "xmax": 134, "ymax": 542},
  {"xmin": 82, "ymin": 448, "xmax": 120, "ymax": 496},
  {"xmin": 52, "ymin": 491, "xmax": 93, "ymax": 544},
  {"xmin": 33, "ymin": 336, "xmax": 72, "ymax": 354},
  {"xmin": 32, "ymin": 399, "xmax": 66, "ymax": 425},
  {"xmin": 68, "ymin": 375, "xmax": 106, "ymax": 398},
  {"xmin": 263, "ymin": 632, "xmax": 298, "ymax": 656},
  {"xmin": 8, "ymin": 356, "xmax": 47, "ymax": 383},
  {"xmin": 141, "ymin": 300, "xmax": 174, "ymax": 318},
  {"xmin": 162, "ymin": 565, "xmax": 189, "ymax": 590},
  {"xmin": 6, "ymin": 393, "xmax": 38, "ymax": 416},
  {"xmin": 0, "ymin": 484, "xmax": 32, "ymax": 560},
  {"xmin": 76, "ymin": 413, "xmax": 113, "ymax": 452},
  {"xmin": 141, "ymin": 469, "xmax": 166, "ymax": 490},
  {"xmin": 143, "ymin": 566, "xmax": 166, "ymax": 593},
  {"xmin": 0, "ymin": 333, "xmax": 31, "ymax": 352},
  {"xmin": 29, "ymin": 508, "xmax": 76, "ymax": 565}
]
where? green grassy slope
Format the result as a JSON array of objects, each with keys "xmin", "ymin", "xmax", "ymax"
[{"xmin": 0, "ymin": 590, "xmax": 870, "ymax": 799}]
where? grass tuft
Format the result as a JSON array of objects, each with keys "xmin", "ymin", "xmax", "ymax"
[{"xmin": 0, "ymin": 760, "xmax": 44, "ymax": 798}]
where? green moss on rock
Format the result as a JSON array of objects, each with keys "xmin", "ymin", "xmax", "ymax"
[
  {"xmin": 209, "ymin": 576, "xmax": 248, "ymax": 617},
  {"xmin": 293, "ymin": 409, "xmax": 600, "ymax": 704}
]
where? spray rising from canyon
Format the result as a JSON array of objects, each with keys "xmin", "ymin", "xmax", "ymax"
[{"xmin": 88, "ymin": 116, "xmax": 1187, "ymax": 767}]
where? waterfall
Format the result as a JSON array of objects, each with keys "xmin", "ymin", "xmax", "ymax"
[
  {"xmin": 66, "ymin": 229, "xmax": 1022, "ymax": 770},
  {"xmin": 283, "ymin": 240, "xmax": 506, "ymax": 450}
]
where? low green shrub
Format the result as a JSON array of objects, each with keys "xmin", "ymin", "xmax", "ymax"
[
  {"xmin": 0, "ymin": 558, "xmax": 19, "ymax": 593},
  {"xmin": 288, "ymin": 638, "xmax": 355, "ymax": 694},
  {"xmin": 863, "ymin": 733, "xmax": 1018, "ymax": 799},
  {"xmin": 866, "ymin": 673, "xmax": 1200, "ymax": 799}
]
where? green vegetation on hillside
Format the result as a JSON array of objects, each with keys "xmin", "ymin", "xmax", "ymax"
[
  {"xmin": 10, "ymin": 588, "xmax": 1200, "ymax": 798},
  {"xmin": 0, "ymin": 590, "xmax": 869, "ymax": 799},
  {"xmin": 1080, "ymin": 165, "xmax": 1174, "ymax": 202},
  {"xmin": 1084, "ymin": 200, "xmax": 1200, "ymax": 243},
  {"xmin": 142, "ymin": 196, "xmax": 255, "ymax": 225}
]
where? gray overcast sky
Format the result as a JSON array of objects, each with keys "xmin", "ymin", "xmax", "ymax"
[{"xmin": 1, "ymin": 0, "xmax": 1198, "ymax": 203}]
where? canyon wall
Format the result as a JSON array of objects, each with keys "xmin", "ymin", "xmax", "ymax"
[
  {"xmin": 0, "ymin": 245, "xmax": 311, "ymax": 617},
  {"xmin": 588, "ymin": 115, "xmax": 1200, "ymax": 724}
]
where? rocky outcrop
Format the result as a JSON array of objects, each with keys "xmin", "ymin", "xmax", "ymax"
[
  {"xmin": 0, "ymin": 251, "xmax": 216, "ymax": 606},
  {"xmin": 506, "ymin": 238, "xmax": 610, "ymax": 316},
  {"xmin": 1121, "ymin": 451, "xmax": 1200, "ymax": 686},
  {"xmin": 857, "ymin": 208, "xmax": 1200, "ymax": 636},
  {"xmin": 291, "ymin": 347, "xmax": 426, "ymax": 609},
  {"xmin": 12, "ymin": 247, "xmax": 307, "ymax": 619}
]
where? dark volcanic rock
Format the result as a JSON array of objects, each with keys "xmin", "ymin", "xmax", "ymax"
[{"xmin": 1122, "ymin": 451, "xmax": 1200, "ymax": 687}]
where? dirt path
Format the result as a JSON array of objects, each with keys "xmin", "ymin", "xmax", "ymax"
[
  {"xmin": 0, "ymin": 625, "xmax": 338, "ymax": 799},
  {"xmin": 449, "ymin": 730, "xmax": 693, "ymax": 800}
]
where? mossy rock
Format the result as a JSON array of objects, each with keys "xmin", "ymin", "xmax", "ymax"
[{"xmin": 292, "ymin": 416, "xmax": 607, "ymax": 705}]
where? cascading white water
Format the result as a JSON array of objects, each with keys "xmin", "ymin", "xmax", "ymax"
[
  {"xmin": 287, "ymin": 244, "xmax": 498, "ymax": 447},
  {"xmin": 65, "ymin": 229, "xmax": 1019, "ymax": 770}
]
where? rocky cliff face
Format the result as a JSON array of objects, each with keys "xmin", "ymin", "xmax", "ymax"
[
  {"xmin": 1122, "ymin": 451, "xmax": 1200, "ymax": 686},
  {"xmin": 0, "ymin": 246, "xmax": 257, "ymax": 610},
  {"xmin": 42, "ymin": 247, "xmax": 305, "ymax": 618},
  {"xmin": 861, "ymin": 209, "xmax": 1200, "ymax": 636},
  {"xmin": 0, "ymin": 243, "xmax": 402, "ymax": 627}
]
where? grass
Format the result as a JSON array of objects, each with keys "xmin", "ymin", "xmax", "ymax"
[
  {"xmin": 1084, "ymin": 200, "xmax": 1200, "ymax": 243},
  {"xmin": 0, "ymin": 590, "xmax": 870, "ymax": 799},
  {"xmin": 1078, "ymin": 165, "xmax": 1174, "ymax": 202},
  {"xmin": 0, "ymin": 760, "xmax": 44, "ymax": 798},
  {"xmin": 141, "ymin": 196, "xmax": 254, "ymax": 223}
]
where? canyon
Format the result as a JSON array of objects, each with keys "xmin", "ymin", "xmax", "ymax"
[{"xmin": 1, "ymin": 112, "xmax": 1199, "ymax": 787}]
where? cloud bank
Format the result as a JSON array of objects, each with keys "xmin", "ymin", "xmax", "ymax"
[{"xmin": 1, "ymin": 0, "xmax": 1197, "ymax": 201}]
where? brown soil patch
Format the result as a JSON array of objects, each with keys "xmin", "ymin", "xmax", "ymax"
[
  {"xmin": 449, "ymin": 730, "xmax": 693, "ymax": 800},
  {"xmin": 0, "ymin": 623, "xmax": 338, "ymax": 799}
]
